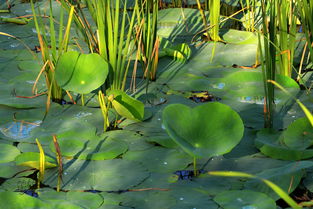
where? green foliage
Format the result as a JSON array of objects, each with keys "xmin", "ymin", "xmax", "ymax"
[
  {"xmin": 55, "ymin": 51, "xmax": 109, "ymax": 94},
  {"xmin": 15, "ymin": 152, "xmax": 57, "ymax": 169},
  {"xmin": 162, "ymin": 102, "xmax": 244, "ymax": 158}
]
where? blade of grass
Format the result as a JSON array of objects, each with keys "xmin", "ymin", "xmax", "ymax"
[{"xmin": 208, "ymin": 171, "xmax": 301, "ymax": 209}]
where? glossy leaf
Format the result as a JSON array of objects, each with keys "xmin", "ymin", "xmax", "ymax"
[
  {"xmin": 283, "ymin": 117, "xmax": 313, "ymax": 149},
  {"xmin": 0, "ymin": 143, "xmax": 20, "ymax": 163},
  {"xmin": 55, "ymin": 51, "xmax": 109, "ymax": 94},
  {"xmin": 162, "ymin": 102, "xmax": 244, "ymax": 158}
]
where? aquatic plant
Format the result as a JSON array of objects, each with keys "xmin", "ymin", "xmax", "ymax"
[
  {"xmin": 134, "ymin": 0, "xmax": 159, "ymax": 81},
  {"xmin": 60, "ymin": 0, "xmax": 137, "ymax": 91},
  {"xmin": 162, "ymin": 102, "xmax": 244, "ymax": 175},
  {"xmin": 31, "ymin": 0, "xmax": 75, "ymax": 106}
]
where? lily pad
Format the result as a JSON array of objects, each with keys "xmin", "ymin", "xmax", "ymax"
[
  {"xmin": 123, "ymin": 146, "xmax": 191, "ymax": 173},
  {"xmin": 49, "ymin": 138, "xmax": 128, "ymax": 160},
  {"xmin": 38, "ymin": 190, "xmax": 104, "ymax": 209},
  {"xmin": 0, "ymin": 162, "xmax": 32, "ymax": 178},
  {"xmin": 120, "ymin": 191, "xmax": 177, "ymax": 209},
  {"xmin": 44, "ymin": 159, "xmax": 149, "ymax": 191},
  {"xmin": 0, "ymin": 191, "xmax": 47, "ymax": 208},
  {"xmin": 162, "ymin": 102, "xmax": 244, "ymax": 158},
  {"xmin": 0, "ymin": 143, "xmax": 20, "ymax": 163},
  {"xmin": 15, "ymin": 152, "xmax": 57, "ymax": 169},
  {"xmin": 0, "ymin": 177, "xmax": 36, "ymax": 191},
  {"xmin": 245, "ymin": 161, "xmax": 313, "ymax": 200},
  {"xmin": 255, "ymin": 129, "xmax": 313, "ymax": 160},
  {"xmin": 55, "ymin": 51, "xmax": 109, "ymax": 94},
  {"xmin": 283, "ymin": 117, "xmax": 313, "ymax": 149},
  {"xmin": 213, "ymin": 190, "xmax": 276, "ymax": 209}
]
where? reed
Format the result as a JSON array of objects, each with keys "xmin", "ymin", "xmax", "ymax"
[
  {"xmin": 135, "ymin": 0, "xmax": 159, "ymax": 81},
  {"xmin": 31, "ymin": 0, "xmax": 74, "ymax": 108},
  {"xmin": 259, "ymin": 0, "xmax": 277, "ymax": 128}
]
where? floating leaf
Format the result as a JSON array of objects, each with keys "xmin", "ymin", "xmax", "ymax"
[
  {"xmin": 162, "ymin": 102, "xmax": 244, "ymax": 158},
  {"xmin": 0, "ymin": 177, "xmax": 36, "ymax": 191},
  {"xmin": 55, "ymin": 51, "xmax": 109, "ymax": 94},
  {"xmin": 283, "ymin": 117, "xmax": 313, "ymax": 149},
  {"xmin": 0, "ymin": 143, "xmax": 20, "ymax": 163},
  {"xmin": 49, "ymin": 138, "xmax": 128, "ymax": 160},
  {"xmin": 38, "ymin": 190, "xmax": 104, "ymax": 209},
  {"xmin": 0, "ymin": 191, "xmax": 46, "ymax": 208},
  {"xmin": 255, "ymin": 129, "xmax": 313, "ymax": 160},
  {"xmin": 214, "ymin": 190, "xmax": 276, "ymax": 209},
  {"xmin": 44, "ymin": 159, "xmax": 149, "ymax": 191},
  {"xmin": 244, "ymin": 161, "xmax": 313, "ymax": 200},
  {"xmin": 15, "ymin": 152, "xmax": 57, "ymax": 169},
  {"xmin": 123, "ymin": 147, "xmax": 191, "ymax": 173}
]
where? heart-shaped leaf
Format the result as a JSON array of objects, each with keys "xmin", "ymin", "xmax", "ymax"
[
  {"xmin": 283, "ymin": 117, "xmax": 313, "ymax": 149},
  {"xmin": 108, "ymin": 90, "xmax": 144, "ymax": 121},
  {"xmin": 162, "ymin": 102, "xmax": 244, "ymax": 158},
  {"xmin": 55, "ymin": 51, "xmax": 109, "ymax": 94}
]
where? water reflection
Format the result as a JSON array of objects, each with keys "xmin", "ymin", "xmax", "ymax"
[{"xmin": 0, "ymin": 120, "xmax": 41, "ymax": 140}]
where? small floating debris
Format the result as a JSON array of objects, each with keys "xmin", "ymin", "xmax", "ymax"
[{"xmin": 188, "ymin": 91, "xmax": 221, "ymax": 103}]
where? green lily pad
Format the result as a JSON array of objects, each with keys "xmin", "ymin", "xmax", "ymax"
[
  {"xmin": 0, "ymin": 162, "xmax": 32, "ymax": 178},
  {"xmin": 44, "ymin": 159, "xmax": 149, "ymax": 191},
  {"xmin": 223, "ymin": 71, "xmax": 299, "ymax": 99},
  {"xmin": 0, "ymin": 191, "xmax": 47, "ymax": 208},
  {"xmin": 120, "ymin": 191, "xmax": 177, "ymax": 209},
  {"xmin": 0, "ymin": 83, "xmax": 46, "ymax": 108},
  {"xmin": 283, "ymin": 117, "xmax": 313, "ymax": 149},
  {"xmin": 15, "ymin": 152, "xmax": 57, "ymax": 169},
  {"xmin": 172, "ymin": 188, "xmax": 218, "ymax": 209},
  {"xmin": 0, "ymin": 143, "xmax": 20, "ymax": 163},
  {"xmin": 38, "ymin": 190, "xmax": 104, "ymax": 209},
  {"xmin": 214, "ymin": 190, "xmax": 276, "ymax": 209},
  {"xmin": 255, "ymin": 129, "xmax": 313, "ymax": 160},
  {"xmin": 0, "ymin": 177, "xmax": 36, "ymax": 191},
  {"xmin": 55, "ymin": 51, "xmax": 109, "ymax": 94},
  {"xmin": 245, "ymin": 161, "xmax": 313, "ymax": 200},
  {"xmin": 123, "ymin": 146, "xmax": 191, "ymax": 173},
  {"xmin": 162, "ymin": 102, "xmax": 244, "ymax": 158},
  {"xmin": 49, "ymin": 138, "xmax": 128, "ymax": 160}
]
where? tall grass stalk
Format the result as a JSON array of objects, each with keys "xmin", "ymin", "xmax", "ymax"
[
  {"xmin": 240, "ymin": 0, "xmax": 256, "ymax": 32},
  {"xmin": 276, "ymin": 0, "xmax": 297, "ymax": 77},
  {"xmin": 269, "ymin": 80, "xmax": 313, "ymax": 127},
  {"xmin": 197, "ymin": 0, "xmax": 221, "ymax": 42},
  {"xmin": 259, "ymin": 0, "xmax": 277, "ymax": 128},
  {"xmin": 36, "ymin": 138, "xmax": 45, "ymax": 189},
  {"xmin": 298, "ymin": 0, "xmax": 313, "ymax": 64},
  {"xmin": 135, "ymin": 0, "xmax": 159, "ymax": 81},
  {"xmin": 31, "ymin": 0, "xmax": 74, "ymax": 107},
  {"xmin": 207, "ymin": 0, "xmax": 221, "ymax": 41},
  {"xmin": 52, "ymin": 135, "xmax": 62, "ymax": 192}
]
